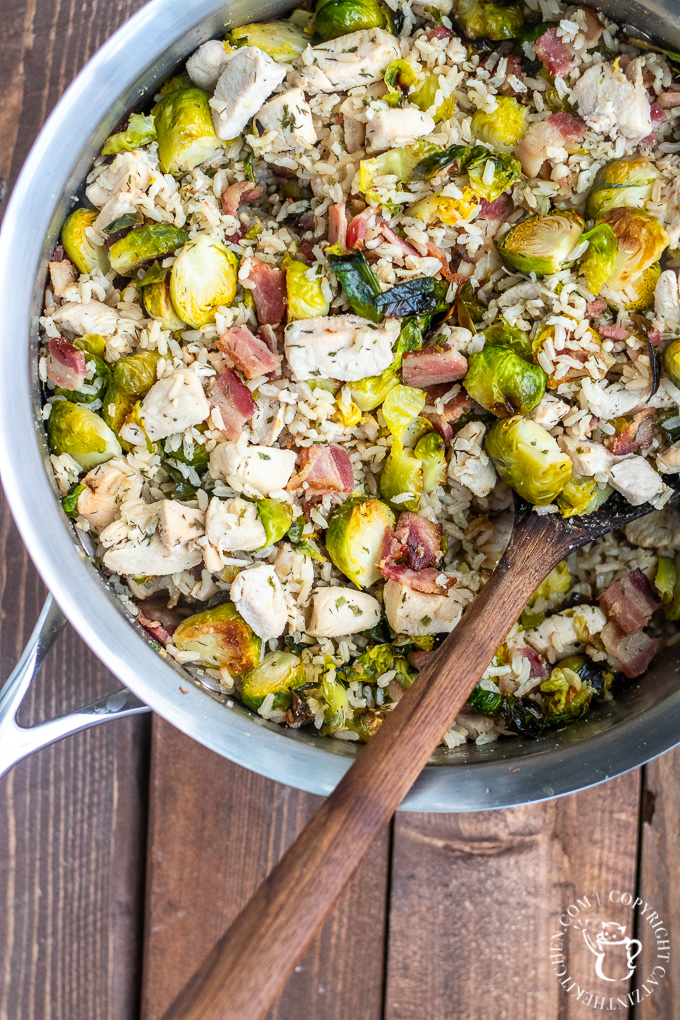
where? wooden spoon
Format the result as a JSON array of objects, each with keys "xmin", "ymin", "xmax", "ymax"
[{"xmin": 162, "ymin": 486, "xmax": 676, "ymax": 1020}]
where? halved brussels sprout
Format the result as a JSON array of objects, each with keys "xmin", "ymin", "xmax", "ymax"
[
  {"xmin": 464, "ymin": 345, "xmax": 546, "ymax": 417},
  {"xmin": 414, "ymin": 431, "xmax": 447, "ymax": 492},
  {"xmin": 312, "ymin": 0, "xmax": 392, "ymax": 42},
  {"xmin": 599, "ymin": 208, "xmax": 668, "ymax": 292},
  {"xmin": 170, "ymin": 234, "xmax": 238, "ymax": 328},
  {"xmin": 256, "ymin": 498, "xmax": 294, "ymax": 547},
  {"xmin": 616, "ymin": 262, "xmax": 661, "ymax": 312},
  {"xmin": 143, "ymin": 276, "xmax": 187, "ymax": 330},
  {"xmin": 113, "ymin": 351, "xmax": 162, "ymax": 398},
  {"xmin": 382, "ymin": 384, "xmax": 426, "ymax": 453},
  {"xmin": 240, "ymin": 650, "xmax": 307, "ymax": 710},
  {"xmin": 229, "ymin": 19, "xmax": 309, "ymax": 62},
  {"xmin": 540, "ymin": 666, "xmax": 591, "ymax": 725},
  {"xmin": 108, "ymin": 224, "xmax": 189, "ymax": 277},
  {"xmin": 102, "ymin": 113, "xmax": 157, "ymax": 156},
  {"xmin": 471, "ymin": 98, "xmax": 527, "ymax": 152},
  {"xmin": 584, "ymin": 156, "xmax": 661, "ymax": 220},
  {"xmin": 348, "ymin": 710, "xmax": 383, "ymax": 742},
  {"xmin": 172, "ymin": 602, "xmax": 261, "ymax": 673},
  {"xmin": 664, "ymin": 338, "xmax": 680, "ymax": 386},
  {"xmin": 339, "ymin": 642, "xmax": 414, "ymax": 687},
  {"xmin": 483, "ymin": 320, "xmax": 532, "ymax": 358},
  {"xmin": 485, "ymin": 415, "xmax": 572, "ymax": 505},
  {"xmin": 284, "ymin": 258, "xmax": 330, "ymax": 320},
  {"xmin": 556, "ymin": 475, "xmax": 612, "ymax": 518},
  {"xmin": 47, "ymin": 399, "xmax": 122, "ymax": 471},
  {"xmin": 379, "ymin": 448, "xmax": 423, "ymax": 513},
  {"xmin": 452, "ymin": 0, "xmax": 524, "ymax": 38},
  {"xmin": 101, "ymin": 385, "xmax": 134, "ymax": 442},
  {"xmin": 326, "ymin": 495, "xmax": 395, "ymax": 588},
  {"xmin": 320, "ymin": 669, "xmax": 350, "ymax": 733},
  {"xmin": 579, "ymin": 223, "xmax": 618, "ymax": 296},
  {"xmin": 153, "ymin": 86, "xmax": 221, "ymax": 176},
  {"xmin": 61, "ymin": 208, "xmax": 109, "ymax": 275},
  {"xmin": 410, "ymin": 73, "xmax": 456, "ymax": 124},
  {"xmin": 498, "ymin": 210, "xmax": 585, "ymax": 276}
]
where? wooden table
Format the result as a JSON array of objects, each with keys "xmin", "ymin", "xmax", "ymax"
[{"xmin": 1, "ymin": 3, "xmax": 679, "ymax": 1016}]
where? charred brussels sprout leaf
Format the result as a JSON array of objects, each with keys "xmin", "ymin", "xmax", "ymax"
[
  {"xmin": 61, "ymin": 208, "xmax": 109, "ymax": 275},
  {"xmin": 498, "ymin": 209, "xmax": 585, "ymax": 276},
  {"xmin": 153, "ymin": 87, "xmax": 221, "ymax": 176},
  {"xmin": 598, "ymin": 208, "xmax": 669, "ymax": 292},
  {"xmin": 284, "ymin": 257, "xmax": 330, "ymax": 320},
  {"xmin": 339, "ymin": 643, "xmax": 415, "ymax": 688},
  {"xmin": 62, "ymin": 483, "xmax": 86, "ymax": 519},
  {"xmin": 584, "ymin": 156, "xmax": 661, "ymax": 220},
  {"xmin": 312, "ymin": 0, "xmax": 393, "ymax": 41},
  {"xmin": 378, "ymin": 277, "xmax": 450, "ymax": 319},
  {"xmin": 109, "ymin": 224, "xmax": 189, "ymax": 277},
  {"xmin": 556, "ymin": 655, "xmax": 613, "ymax": 700},
  {"xmin": 464, "ymin": 345, "xmax": 546, "ymax": 417},
  {"xmin": 172, "ymin": 602, "xmax": 261, "ymax": 673},
  {"xmin": 485, "ymin": 415, "xmax": 572, "ymax": 505},
  {"xmin": 414, "ymin": 431, "xmax": 447, "ymax": 492},
  {"xmin": 240, "ymin": 651, "xmax": 307, "ymax": 710},
  {"xmin": 471, "ymin": 97, "xmax": 527, "ymax": 151},
  {"xmin": 161, "ymin": 459, "xmax": 197, "ymax": 501},
  {"xmin": 540, "ymin": 666, "xmax": 592, "ymax": 725},
  {"xmin": 256, "ymin": 498, "xmax": 294, "ymax": 547},
  {"xmin": 327, "ymin": 251, "xmax": 383, "ymax": 323},
  {"xmin": 663, "ymin": 554, "xmax": 680, "ymax": 622},
  {"xmin": 501, "ymin": 694, "xmax": 545, "ymax": 736},
  {"xmin": 468, "ymin": 683, "xmax": 502, "ymax": 715},
  {"xmin": 170, "ymin": 234, "xmax": 238, "ymax": 328},
  {"xmin": 47, "ymin": 400, "xmax": 122, "ymax": 471},
  {"xmin": 655, "ymin": 556, "xmax": 677, "ymax": 608},
  {"xmin": 329, "ymin": 251, "xmax": 449, "ymax": 322},
  {"xmin": 456, "ymin": 280, "xmax": 486, "ymax": 332},
  {"xmin": 102, "ymin": 113, "xmax": 157, "ymax": 156},
  {"xmin": 229, "ymin": 20, "xmax": 309, "ymax": 63},
  {"xmin": 578, "ymin": 223, "xmax": 618, "ymax": 296},
  {"xmin": 101, "ymin": 210, "xmax": 145, "ymax": 237},
  {"xmin": 383, "ymin": 59, "xmax": 418, "ymax": 106},
  {"xmin": 326, "ymin": 496, "xmax": 395, "ymax": 588},
  {"xmin": 452, "ymin": 0, "xmax": 524, "ymax": 39},
  {"xmin": 113, "ymin": 351, "xmax": 162, "ymax": 398},
  {"xmin": 380, "ymin": 447, "xmax": 423, "ymax": 512},
  {"xmin": 359, "ymin": 140, "xmax": 469, "ymax": 196}
]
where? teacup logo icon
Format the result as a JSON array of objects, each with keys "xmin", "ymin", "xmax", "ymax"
[{"xmin": 582, "ymin": 921, "xmax": 642, "ymax": 982}]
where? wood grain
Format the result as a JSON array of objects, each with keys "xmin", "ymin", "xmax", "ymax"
[{"xmin": 142, "ymin": 718, "xmax": 389, "ymax": 1020}]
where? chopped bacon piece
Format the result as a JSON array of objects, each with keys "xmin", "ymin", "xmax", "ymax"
[
  {"xmin": 478, "ymin": 192, "xmax": 514, "ymax": 221},
  {"xmin": 408, "ymin": 649, "xmax": 436, "ymax": 671},
  {"xmin": 288, "ymin": 444, "xmax": 354, "ymax": 494},
  {"xmin": 379, "ymin": 221, "xmax": 419, "ymax": 258},
  {"xmin": 601, "ymin": 622, "xmax": 658, "ymax": 679},
  {"xmin": 395, "ymin": 512, "xmax": 442, "ymax": 570},
  {"xmin": 514, "ymin": 112, "xmax": 586, "ymax": 178},
  {"xmin": 216, "ymin": 325, "xmax": 281, "ymax": 380},
  {"xmin": 208, "ymin": 368, "xmax": 257, "ymax": 439},
  {"xmin": 599, "ymin": 568, "xmax": 661, "ymax": 635},
  {"xmin": 402, "ymin": 345, "xmax": 468, "ymax": 389},
  {"xmin": 515, "ymin": 647, "xmax": 550, "ymax": 681},
  {"xmin": 346, "ymin": 208, "xmax": 375, "ymax": 250},
  {"xmin": 136, "ymin": 608, "xmax": 172, "ymax": 645},
  {"xmin": 650, "ymin": 103, "xmax": 667, "ymax": 126},
  {"xmin": 380, "ymin": 562, "xmax": 456, "ymax": 593},
  {"xmin": 49, "ymin": 260, "xmax": 77, "ymax": 298},
  {"xmin": 425, "ymin": 241, "xmax": 455, "ymax": 282},
  {"xmin": 657, "ymin": 91, "xmax": 680, "ymax": 109},
  {"xmin": 426, "ymin": 391, "xmax": 473, "ymax": 443},
  {"xmin": 604, "ymin": 409, "xmax": 656, "ymax": 456},
  {"xmin": 427, "ymin": 25, "xmax": 453, "ymax": 41},
  {"xmin": 51, "ymin": 243, "xmax": 66, "ymax": 262},
  {"xmin": 599, "ymin": 324, "xmax": 630, "ymax": 340},
  {"xmin": 296, "ymin": 239, "xmax": 316, "ymax": 264},
  {"xmin": 45, "ymin": 338, "xmax": 87, "ymax": 391},
  {"xmin": 242, "ymin": 257, "xmax": 286, "ymax": 326},
  {"xmin": 534, "ymin": 28, "xmax": 577, "ymax": 77},
  {"xmin": 328, "ymin": 203, "xmax": 347, "ymax": 249},
  {"xmin": 586, "ymin": 299, "xmax": 608, "ymax": 317},
  {"xmin": 221, "ymin": 181, "xmax": 263, "ymax": 217}
]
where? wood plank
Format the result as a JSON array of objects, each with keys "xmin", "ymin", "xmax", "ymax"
[
  {"xmin": 0, "ymin": 2, "xmax": 150, "ymax": 1018},
  {"xmin": 142, "ymin": 718, "xmax": 389, "ymax": 1020},
  {"xmin": 636, "ymin": 751, "xmax": 680, "ymax": 1019},
  {"xmin": 385, "ymin": 772, "xmax": 641, "ymax": 1020}
]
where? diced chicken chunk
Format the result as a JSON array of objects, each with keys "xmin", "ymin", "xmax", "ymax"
[
  {"xmin": 654, "ymin": 269, "xmax": 680, "ymax": 332},
  {"xmin": 100, "ymin": 501, "xmax": 202, "ymax": 576},
  {"xmin": 158, "ymin": 500, "xmax": 205, "ymax": 550},
  {"xmin": 607, "ymin": 457, "xmax": 665, "ymax": 506},
  {"xmin": 49, "ymin": 260, "xmax": 77, "ymax": 297},
  {"xmin": 209, "ymin": 435, "xmax": 297, "ymax": 496},
  {"xmin": 77, "ymin": 457, "xmax": 143, "ymax": 533},
  {"xmin": 524, "ymin": 606, "xmax": 607, "ymax": 662},
  {"xmin": 448, "ymin": 422, "xmax": 497, "ymax": 498},
  {"xmin": 569, "ymin": 57, "xmax": 652, "ymax": 144},
  {"xmin": 558, "ymin": 436, "xmax": 613, "ymax": 477},
  {"xmin": 531, "ymin": 394, "xmax": 570, "ymax": 431},
  {"xmin": 285, "ymin": 314, "xmax": 399, "ymax": 382},
  {"xmin": 210, "ymin": 47, "xmax": 286, "ymax": 140},
  {"xmin": 186, "ymin": 39, "xmax": 233, "ymax": 91},
  {"xmin": 121, "ymin": 369, "xmax": 209, "ymax": 445},
  {"xmin": 306, "ymin": 587, "xmax": 381, "ymax": 637},
  {"xmin": 339, "ymin": 95, "xmax": 366, "ymax": 153},
  {"xmin": 294, "ymin": 29, "xmax": 401, "ymax": 93},
  {"xmin": 230, "ymin": 564, "xmax": 288, "ymax": 640},
  {"xmin": 202, "ymin": 497, "xmax": 267, "ymax": 571},
  {"xmin": 365, "ymin": 108, "xmax": 435, "ymax": 153},
  {"xmin": 657, "ymin": 443, "xmax": 680, "ymax": 474},
  {"xmin": 52, "ymin": 300, "xmax": 120, "ymax": 337},
  {"xmin": 579, "ymin": 378, "xmax": 644, "ymax": 420},
  {"xmin": 383, "ymin": 579, "xmax": 463, "ymax": 636},
  {"xmin": 86, "ymin": 149, "xmax": 157, "ymax": 237},
  {"xmin": 254, "ymin": 88, "xmax": 316, "ymax": 151},
  {"xmin": 624, "ymin": 508, "xmax": 680, "ymax": 550},
  {"xmin": 249, "ymin": 397, "xmax": 286, "ymax": 446}
]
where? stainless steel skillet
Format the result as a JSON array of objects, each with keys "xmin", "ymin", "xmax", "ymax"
[{"xmin": 0, "ymin": 0, "xmax": 679, "ymax": 811}]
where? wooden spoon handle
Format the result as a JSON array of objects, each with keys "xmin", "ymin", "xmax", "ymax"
[{"xmin": 162, "ymin": 521, "xmax": 559, "ymax": 1020}]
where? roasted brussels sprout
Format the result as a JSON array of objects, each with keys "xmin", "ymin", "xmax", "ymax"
[
  {"xmin": 153, "ymin": 86, "xmax": 221, "ymax": 176},
  {"xmin": 483, "ymin": 320, "xmax": 532, "ymax": 358},
  {"xmin": 312, "ymin": 0, "xmax": 393, "ymax": 41},
  {"xmin": 556, "ymin": 475, "xmax": 612, "ymax": 518},
  {"xmin": 468, "ymin": 682, "xmax": 502, "ymax": 715},
  {"xmin": 348, "ymin": 710, "xmax": 383, "ymax": 742},
  {"xmin": 409, "ymin": 73, "xmax": 456, "ymax": 124},
  {"xmin": 61, "ymin": 208, "xmax": 110, "ymax": 276},
  {"xmin": 359, "ymin": 140, "xmax": 469, "ymax": 197},
  {"xmin": 101, "ymin": 385, "xmax": 134, "ymax": 443},
  {"xmin": 456, "ymin": 280, "xmax": 486, "ymax": 332},
  {"xmin": 326, "ymin": 496, "xmax": 395, "ymax": 588},
  {"xmin": 320, "ymin": 669, "xmax": 350, "ymax": 733},
  {"xmin": 47, "ymin": 399, "xmax": 122, "ymax": 471},
  {"xmin": 464, "ymin": 345, "xmax": 546, "ymax": 417},
  {"xmin": 229, "ymin": 19, "xmax": 309, "ymax": 62},
  {"xmin": 108, "ymin": 224, "xmax": 189, "ymax": 277},
  {"xmin": 383, "ymin": 60, "xmax": 418, "ymax": 106},
  {"xmin": 584, "ymin": 156, "xmax": 661, "ymax": 220},
  {"xmin": 240, "ymin": 651, "xmax": 307, "ymax": 710},
  {"xmin": 172, "ymin": 602, "xmax": 262, "ymax": 673},
  {"xmin": 498, "ymin": 210, "xmax": 585, "ymax": 276},
  {"xmin": 382, "ymin": 384, "xmax": 426, "ymax": 453},
  {"xmin": 256, "ymin": 498, "xmax": 294, "ymax": 547},
  {"xmin": 452, "ymin": 0, "xmax": 524, "ymax": 39},
  {"xmin": 414, "ymin": 432, "xmax": 447, "ymax": 492},
  {"xmin": 556, "ymin": 654, "xmax": 614, "ymax": 699},
  {"xmin": 284, "ymin": 258, "xmax": 330, "ymax": 320},
  {"xmin": 170, "ymin": 234, "xmax": 238, "ymax": 328},
  {"xmin": 578, "ymin": 223, "xmax": 617, "ymax": 296},
  {"xmin": 598, "ymin": 208, "xmax": 669, "ymax": 292},
  {"xmin": 471, "ymin": 97, "xmax": 527, "ymax": 152},
  {"xmin": 339, "ymin": 643, "xmax": 415, "ymax": 688},
  {"xmin": 379, "ymin": 447, "xmax": 423, "ymax": 513},
  {"xmin": 618, "ymin": 262, "xmax": 661, "ymax": 312},
  {"xmin": 113, "ymin": 351, "xmax": 162, "ymax": 398},
  {"xmin": 465, "ymin": 148, "xmax": 522, "ymax": 203},
  {"xmin": 142, "ymin": 275, "xmax": 187, "ymax": 330},
  {"xmin": 540, "ymin": 666, "xmax": 591, "ymax": 725},
  {"xmin": 74, "ymin": 334, "xmax": 107, "ymax": 358},
  {"xmin": 485, "ymin": 416, "xmax": 572, "ymax": 505},
  {"xmin": 500, "ymin": 694, "xmax": 545, "ymax": 736},
  {"xmin": 102, "ymin": 113, "xmax": 157, "ymax": 156}
]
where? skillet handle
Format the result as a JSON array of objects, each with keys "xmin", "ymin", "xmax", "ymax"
[{"xmin": 0, "ymin": 594, "xmax": 150, "ymax": 779}]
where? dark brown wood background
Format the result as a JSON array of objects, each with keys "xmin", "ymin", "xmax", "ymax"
[{"xmin": 0, "ymin": 3, "xmax": 678, "ymax": 1017}]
